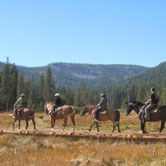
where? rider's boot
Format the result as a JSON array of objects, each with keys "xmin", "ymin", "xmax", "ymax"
[
  {"xmin": 144, "ymin": 111, "xmax": 150, "ymax": 120},
  {"xmin": 19, "ymin": 111, "xmax": 22, "ymax": 118}
]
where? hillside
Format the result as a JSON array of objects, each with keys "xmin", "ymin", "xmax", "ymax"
[
  {"xmin": 0, "ymin": 62, "xmax": 148, "ymax": 88},
  {"xmin": 126, "ymin": 61, "xmax": 166, "ymax": 86}
]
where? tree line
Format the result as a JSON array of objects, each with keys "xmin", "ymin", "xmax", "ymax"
[{"xmin": 0, "ymin": 60, "xmax": 166, "ymax": 112}]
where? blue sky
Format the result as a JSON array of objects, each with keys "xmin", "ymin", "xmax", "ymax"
[{"xmin": 0, "ymin": 0, "xmax": 165, "ymax": 67}]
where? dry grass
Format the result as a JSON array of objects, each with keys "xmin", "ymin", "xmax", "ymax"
[{"xmin": 0, "ymin": 111, "xmax": 166, "ymax": 166}]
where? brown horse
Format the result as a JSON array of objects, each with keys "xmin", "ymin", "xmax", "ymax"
[
  {"xmin": 80, "ymin": 105, "xmax": 121, "ymax": 132},
  {"xmin": 12, "ymin": 107, "xmax": 36, "ymax": 130},
  {"xmin": 44, "ymin": 102, "xmax": 76, "ymax": 131},
  {"xmin": 126, "ymin": 101, "xmax": 166, "ymax": 133}
]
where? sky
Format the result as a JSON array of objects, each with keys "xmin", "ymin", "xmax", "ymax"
[{"xmin": 0, "ymin": 0, "xmax": 166, "ymax": 67}]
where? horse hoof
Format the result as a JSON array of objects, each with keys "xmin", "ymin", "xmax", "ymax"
[
  {"xmin": 139, "ymin": 130, "xmax": 147, "ymax": 134},
  {"xmin": 143, "ymin": 131, "xmax": 148, "ymax": 134}
]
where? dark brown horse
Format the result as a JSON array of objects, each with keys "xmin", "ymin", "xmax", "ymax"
[
  {"xmin": 80, "ymin": 105, "xmax": 121, "ymax": 132},
  {"xmin": 44, "ymin": 102, "xmax": 76, "ymax": 131},
  {"xmin": 125, "ymin": 101, "xmax": 166, "ymax": 133},
  {"xmin": 12, "ymin": 107, "xmax": 36, "ymax": 130}
]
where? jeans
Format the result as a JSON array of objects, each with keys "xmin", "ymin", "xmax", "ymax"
[{"xmin": 95, "ymin": 109, "xmax": 101, "ymax": 120}]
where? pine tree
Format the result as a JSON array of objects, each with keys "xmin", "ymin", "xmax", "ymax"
[
  {"xmin": 9, "ymin": 64, "xmax": 18, "ymax": 109},
  {"xmin": 27, "ymin": 75, "xmax": 36, "ymax": 108},
  {"xmin": 38, "ymin": 74, "xmax": 45, "ymax": 102},
  {"xmin": 0, "ymin": 59, "xmax": 10, "ymax": 111},
  {"xmin": 44, "ymin": 66, "xmax": 55, "ymax": 101},
  {"xmin": 16, "ymin": 73, "xmax": 25, "ymax": 97}
]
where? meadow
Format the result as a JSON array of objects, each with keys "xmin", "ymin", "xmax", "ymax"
[{"xmin": 0, "ymin": 111, "xmax": 166, "ymax": 166}]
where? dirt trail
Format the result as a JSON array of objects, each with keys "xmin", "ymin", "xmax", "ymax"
[{"xmin": 1, "ymin": 129, "xmax": 166, "ymax": 143}]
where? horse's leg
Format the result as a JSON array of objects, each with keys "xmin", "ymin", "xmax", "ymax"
[
  {"xmin": 13, "ymin": 119, "xmax": 17, "ymax": 129},
  {"xmin": 112, "ymin": 125, "xmax": 115, "ymax": 133},
  {"xmin": 18, "ymin": 120, "xmax": 21, "ymax": 129},
  {"xmin": 51, "ymin": 118, "xmax": 56, "ymax": 131},
  {"xmin": 112, "ymin": 121, "xmax": 116, "ymax": 132},
  {"xmin": 51, "ymin": 117, "xmax": 54, "ymax": 128},
  {"xmin": 70, "ymin": 114, "xmax": 76, "ymax": 131},
  {"xmin": 62, "ymin": 117, "xmax": 67, "ymax": 130},
  {"xmin": 117, "ymin": 124, "xmax": 121, "ymax": 132},
  {"xmin": 159, "ymin": 120, "xmax": 165, "ymax": 132},
  {"xmin": 25, "ymin": 120, "xmax": 29, "ymax": 130},
  {"xmin": 32, "ymin": 118, "xmax": 36, "ymax": 130},
  {"xmin": 112, "ymin": 122, "xmax": 121, "ymax": 133},
  {"xmin": 140, "ymin": 121, "xmax": 147, "ymax": 133},
  {"xmin": 96, "ymin": 122, "xmax": 99, "ymax": 132},
  {"xmin": 89, "ymin": 121, "xmax": 95, "ymax": 132}
]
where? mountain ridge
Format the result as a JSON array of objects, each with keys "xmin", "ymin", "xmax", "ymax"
[{"xmin": 1, "ymin": 61, "xmax": 165, "ymax": 88}]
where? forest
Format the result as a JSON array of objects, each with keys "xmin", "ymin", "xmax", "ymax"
[{"xmin": 0, "ymin": 60, "xmax": 166, "ymax": 112}]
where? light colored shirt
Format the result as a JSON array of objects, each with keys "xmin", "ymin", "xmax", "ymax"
[{"xmin": 14, "ymin": 97, "xmax": 25, "ymax": 108}]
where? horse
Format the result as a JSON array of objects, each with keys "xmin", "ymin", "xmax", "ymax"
[
  {"xmin": 12, "ymin": 107, "xmax": 36, "ymax": 130},
  {"xmin": 80, "ymin": 105, "xmax": 121, "ymax": 132},
  {"xmin": 125, "ymin": 101, "xmax": 166, "ymax": 133},
  {"xmin": 44, "ymin": 102, "xmax": 76, "ymax": 131}
]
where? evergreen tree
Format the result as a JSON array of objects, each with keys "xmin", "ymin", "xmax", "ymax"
[
  {"xmin": 37, "ymin": 74, "xmax": 45, "ymax": 102},
  {"xmin": 16, "ymin": 73, "xmax": 25, "ymax": 97},
  {"xmin": 0, "ymin": 60, "xmax": 10, "ymax": 111},
  {"xmin": 27, "ymin": 75, "xmax": 36, "ymax": 108},
  {"xmin": 44, "ymin": 66, "xmax": 55, "ymax": 101},
  {"xmin": 9, "ymin": 64, "xmax": 18, "ymax": 109}
]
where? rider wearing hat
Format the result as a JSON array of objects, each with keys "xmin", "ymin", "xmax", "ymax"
[
  {"xmin": 144, "ymin": 87, "xmax": 159, "ymax": 120},
  {"xmin": 94, "ymin": 93, "xmax": 107, "ymax": 121},
  {"xmin": 53, "ymin": 93, "xmax": 63, "ymax": 115},
  {"xmin": 14, "ymin": 93, "xmax": 26, "ymax": 117}
]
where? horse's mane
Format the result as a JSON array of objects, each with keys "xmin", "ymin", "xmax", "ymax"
[
  {"xmin": 130, "ymin": 101, "xmax": 144, "ymax": 107},
  {"xmin": 45, "ymin": 101, "xmax": 54, "ymax": 110},
  {"xmin": 45, "ymin": 101, "xmax": 53, "ymax": 105},
  {"xmin": 85, "ymin": 105, "xmax": 95, "ymax": 108}
]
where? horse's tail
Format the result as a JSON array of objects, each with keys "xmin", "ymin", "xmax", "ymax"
[
  {"xmin": 114, "ymin": 109, "xmax": 120, "ymax": 126},
  {"xmin": 28, "ymin": 111, "xmax": 35, "ymax": 120},
  {"xmin": 30, "ymin": 111, "xmax": 35, "ymax": 116}
]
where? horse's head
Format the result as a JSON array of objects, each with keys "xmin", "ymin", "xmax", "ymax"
[
  {"xmin": 80, "ymin": 105, "xmax": 95, "ymax": 116},
  {"xmin": 125, "ymin": 101, "xmax": 144, "ymax": 115},
  {"xmin": 44, "ymin": 104, "xmax": 48, "ymax": 114},
  {"xmin": 44, "ymin": 102, "xmax": 54, "ymax": 115},
  {"xmin": 125, "ymin": 102, "xmax": 135, "ymax": 116},
  {"xmin": 80, "ymin": 106, "xmax": 88, "ymax": 116}
]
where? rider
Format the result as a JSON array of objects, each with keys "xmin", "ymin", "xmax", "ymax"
[
  {"xmin": 94, "ymin": 93, "xmax": 107, "ymax": 122},
  {"xmin": 144, "ymin": 87, "xmax": 159, "ymax": 120},
  {"xmin": 53, "ymin": 93, "xmax": 63, "ymax": 115},
  {"xmin": 14, "ymin": 93, "xmax": 26, "ymax": 117}
]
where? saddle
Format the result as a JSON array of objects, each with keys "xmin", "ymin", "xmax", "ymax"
[
  {"xmin": 17, "ymin": 107, "xmax": 24, "ymax": 112},
  {"xmin": 14, "ymin": 107, "xmax": 24, "ymax": 117},
  {"xmin": 54, "ymin": 106, "xmax": 64, "ymax": 115},
  {"xmin": 149, "ymin": 106, "xmax": 159, "ymax": 113},
  {"xmin": 100, "ymin": 110, "xmax": 107, "ymax": 114},
  {"xmin": 140, "ymin": 106, "xmax": 158, "ymax": 122}
]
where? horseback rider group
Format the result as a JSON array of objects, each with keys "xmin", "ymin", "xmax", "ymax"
[
  {"xmin": 93, "ymin": 87, "xmax": 159, "ymax": 122},
  {"xmin": 13, "ymin": 87, "xmax": 159, "ymax": 122},
  {"xmin": 13, "ymin": 92, "xmax": 63, "ymax": 118}
]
